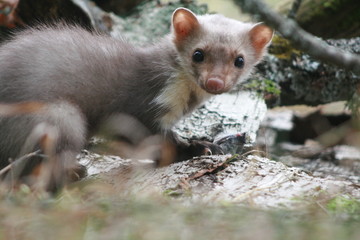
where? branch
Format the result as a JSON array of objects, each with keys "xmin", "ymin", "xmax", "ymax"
[
  {"xmin": 233, "ymin": 0, "xmax": 360, "ymax": 74},
  {"xmin": 287, "ymin": 0, "xmax": 303, "ymax": 19},
  {"xmin": 0, "ymin": 150, "xmax": 41, "ymax": 177}
]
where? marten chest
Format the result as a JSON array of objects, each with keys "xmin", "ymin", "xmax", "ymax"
[{"xmin": 153, "ymin": 74, "xmax": 210, "ymax": 130}]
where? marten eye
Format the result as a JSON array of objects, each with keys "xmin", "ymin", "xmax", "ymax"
[
  {"xmin": 234, "ymin": 56, "xmax": 244, "ymax": 68},
  {"xmin": 192, "ymin": 50, "xmax": 204, "ymax": 63}
]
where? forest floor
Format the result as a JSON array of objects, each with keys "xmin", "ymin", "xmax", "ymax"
[
  {"xmin": 0, "ymin": 1, "xmax": 359, "ymax": 239},
  {"xmin": 0, "ymin": 174, "xmax": 359, "ymax": 240}
]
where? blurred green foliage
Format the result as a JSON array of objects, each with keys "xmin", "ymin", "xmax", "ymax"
[{"xmin": 0, "ymin": 182, "xmax": 359, "ymax": 240}]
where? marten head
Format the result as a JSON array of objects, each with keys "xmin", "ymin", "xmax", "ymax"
[{"xmin": 172, "ymin": 8, "xmax": 273, "ymax": 94}]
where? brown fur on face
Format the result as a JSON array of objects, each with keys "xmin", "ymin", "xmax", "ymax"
[
  {"xmin": 172, "ymin": 8, "xmax": 273, "ymax": 95},
  {"xmin": 155, "ymin": 8, "xmax": 273, "ymax": 129}
]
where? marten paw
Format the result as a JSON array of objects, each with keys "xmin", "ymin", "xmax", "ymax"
[
  {"xmin": 174, "ymin": 139, "xmax": 224, "ymax": 162},
  {"xmin": 188, "ymin": 140, "xmax": 224, "ymax": 157},
  {"xmin": 66, "ymin": 163, "xmax": 88, "ymax": 182}
]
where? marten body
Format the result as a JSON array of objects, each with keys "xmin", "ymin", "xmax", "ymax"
[{"xmin": 0, "ymin": 8, "xmax": 273, "ymax": 187}]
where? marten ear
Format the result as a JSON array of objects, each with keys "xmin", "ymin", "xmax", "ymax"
[
  {"xmin": 249, "ymin": 23, "xmax": 273, "ymax": 57},
  {"xmin": 172, "ymin": 8, "xmax": 200, "ymax": 45}
]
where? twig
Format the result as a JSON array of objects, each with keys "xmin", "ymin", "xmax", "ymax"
[
  {"xmin": 287, "ymin": 0, "xmax": 303, "ymax": 19},
  {"xmin": 0, "ymin": 150, "xmax": 42, "ymax": 177},
  {"xmin": 233, "ymin": 0, "xmax": 360, "ymax": 74}
]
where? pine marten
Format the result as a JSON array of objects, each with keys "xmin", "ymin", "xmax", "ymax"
[{"xmin": 0, "ymin": 8, "xmax": 273, "ymax": 188}]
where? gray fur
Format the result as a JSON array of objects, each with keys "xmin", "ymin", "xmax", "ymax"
[
  {"xmin": 0, "ymin": 10, "xmax": 271, "ymax": 176},
  {"xmin": 0, "ymin": 25, "xmax": 177, "ymax": 168}
]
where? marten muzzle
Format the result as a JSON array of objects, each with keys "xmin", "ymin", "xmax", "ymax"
[{"xmin": 204, "ymin": 77, "xmax": 226, "ymax": 94}]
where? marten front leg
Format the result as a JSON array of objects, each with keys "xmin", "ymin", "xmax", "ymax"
[{"xmin": 166, "ymin": 131, "xmax": 224, "ymax": 162}]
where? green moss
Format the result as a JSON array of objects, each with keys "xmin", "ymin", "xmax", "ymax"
[
  {"xmin": 268, "ymin": 35, "xmax": 301, "ymax": 59},
  {"xmin": 347, "ymin": 91, "xmax": 360, "ymax": 117},
  {"xmin": 163, "ymin": 188, "xmax": 185, "ymax": 197},
  {"xmin": 327, "ymin": 195, "xmax": 360, "ymax": 220},
  {"xmin": 243, "ymin": 78, "xmax": 281, "ymax": 97}
]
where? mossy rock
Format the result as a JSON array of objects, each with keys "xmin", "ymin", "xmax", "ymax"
[
  {"xmin": 295, "ymin": 0, "xmax": 360, "ymax": 39},
  {"xmin": 268, "ymin": 35, "xmax": 302, "ymax": 59},
  {"xmin": 110, "ymin": 1, "xmax": 208, "ymax": 44}
]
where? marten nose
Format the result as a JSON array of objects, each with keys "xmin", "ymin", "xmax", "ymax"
[{"xmin": 205, "ymin": 77, "xmax": 225, "ymax": 93}]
